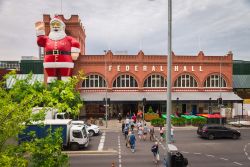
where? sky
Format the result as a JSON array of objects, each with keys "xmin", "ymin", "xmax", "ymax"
[{"xmin": 0, "ymin": 0, "xmax": 249, "ymax": 61}]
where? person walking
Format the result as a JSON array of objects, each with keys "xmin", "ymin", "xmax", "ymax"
[
  {"xmin": 118, "ymin": 112, "xmax": 122, "ymax": 123},
  {"xmin": 143, "ymin": 123, "xmax": 148, "ymax": 141},
  {"xmin": 124, "ymin": 125, "xmax": 129, "ymax": 140},
  {"xmin": 171, "ymin": 126, "xmax": 174, "ymax": 143},
  {"xmin": 151, "ymin": 142, "xmax": 160, "ymax": 166},
  {"xmin": 138, "ymin": 125, "xmax": 143, "ymax": 141},
  {"xmin": 149, "ymin": 125, "xmax": 155, "ymax": 141},
  {"xmin": 126, "ymin": 131, "xmax": 131, "ymax": 148},
  {"xmin": 159, "ymin": 126, "xmax": 164, "ymax": 142},
  {"xmin": 129, "ymin": 131, "xmax": 136, "ymax": 153}
]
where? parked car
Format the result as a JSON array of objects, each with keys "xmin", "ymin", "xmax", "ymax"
[
  {"xmin": 72, "ymin": 120, "xmax": 100, "ymax": 137},
  {"xmin": 197, "ymin": 124, "xmax": 241, "ymax": 140}
]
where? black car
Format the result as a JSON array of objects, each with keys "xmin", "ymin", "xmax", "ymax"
[{"xmin": 197, "ymin": 124, "xmax": 241, "ymax": 140}]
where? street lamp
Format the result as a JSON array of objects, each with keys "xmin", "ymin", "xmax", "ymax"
[{"xmin": 166, "ymin": 0, "xmax": 172, "ymax": 166}]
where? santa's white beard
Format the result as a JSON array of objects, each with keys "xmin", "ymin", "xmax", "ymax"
[{"xmin": 49, "ymin": 31, "xmax": 66, "ymax": 40}]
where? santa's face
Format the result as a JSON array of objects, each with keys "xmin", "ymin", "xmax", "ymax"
[{"xmin": 49, "ymin": 20, "xmax": 66, "ymax": 40}]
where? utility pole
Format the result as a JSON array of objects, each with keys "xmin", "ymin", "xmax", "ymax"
[{"xmin": 166, "ymin": 0, "xmax": 172, "ymax": 166}]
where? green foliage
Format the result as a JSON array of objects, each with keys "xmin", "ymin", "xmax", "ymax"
[
  {"xmin": 191, "ymin": 117, "xmax": 207, "ymax": 126},
  {"xmin": 150, "ymin": 118, "xmax": 165, "ymax": 126},
  {"xmin": 171, "ymin": 117, "xmax": 186, "ymax": 126},
  {"xmin": 147, "ymin": 106, "xmax": 154, "ymax": 113},
  {"xmin": 23, "ymin": 128, "xmax": 69, "ymax": 167},
  {"xmin": 0, "ymin": 72, "xmax": 84, "ymax": 166}
]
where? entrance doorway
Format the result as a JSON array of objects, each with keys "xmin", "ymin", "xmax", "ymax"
[
  {"xmin": 191, "ymin": 105, "xmax": 197, "ymax": 115},
  {"xmin": 182, "ymin": 104, "xmax": 186, "ymax": 115}
]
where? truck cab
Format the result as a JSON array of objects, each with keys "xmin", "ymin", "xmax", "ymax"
[{"xmin": 70, "ymin": 124, "xmax": 89, "ymax": 150}]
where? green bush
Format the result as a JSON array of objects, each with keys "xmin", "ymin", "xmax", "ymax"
[
  {"xmin": 191, "ymin": 117, "xmax": 207, "ymax": 126},
  {"xmin": 171, "ymin": 117, "xmax": 186, "ymax": 126},
  {"xmin": 150, "ymin": 118, "xmax": 165, "ymax": 126}
]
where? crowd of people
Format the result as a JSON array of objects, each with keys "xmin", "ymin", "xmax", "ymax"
[{"xmin": 119, "ymin": 112, "xmax": 175, "ymax": 165}]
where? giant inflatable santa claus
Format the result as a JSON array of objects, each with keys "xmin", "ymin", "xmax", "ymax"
[{"xmin": 35, "ymin": 15, "xmax": 80, "ymax": 83}]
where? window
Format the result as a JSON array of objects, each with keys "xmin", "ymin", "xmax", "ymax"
[
  {"xmin": 204, "ymin": 74, "xmax": 227, "ymax": 88},
  {"xmin": 72, "ymin": 130, "xmax": 83, "ymax": 138},
  {"xmin": 144, "ymin": 74, "xmax": 167, "ymax": 87},
  {"xmin": 82, "ymin": 74, "xmax": 106, "ymax": 88},
  {"xmin": 113, "ymin": 74, "xmax": 138, "ymax": 87},
  {"xmin": 174, "ymin": 74, "xmax": 198, "ymax": 87}
]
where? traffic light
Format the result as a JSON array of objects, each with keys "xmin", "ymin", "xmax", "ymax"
[
  {"xmin": 143, "ymin": 98, "xmax": 146, "ymax": 106},
  {"xmin": 218, "ymin": 97, "xmax": 223, "ymax": 105},
  {"xmin": 107, "ymin": 98, "xmax": 110, "ymax": 106}
]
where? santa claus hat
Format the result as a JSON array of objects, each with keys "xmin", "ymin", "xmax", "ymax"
[{"xmin": 50, "ymin": 15, "xmax": 65, "ymax": 27}]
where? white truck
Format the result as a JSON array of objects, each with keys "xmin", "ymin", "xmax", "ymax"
[
  {"xmin": 19, "ymin": 119, "xmax": 89, "ymax": 151},
  {"xmin": 32, "ymin": 107, "xmax": 67, "ymax": 119}
]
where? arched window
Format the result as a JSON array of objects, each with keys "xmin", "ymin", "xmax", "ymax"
[
  {"xmin": 174, "ymin": 74, "xmax": 198, "ymax": 87},
  {"xmin": 113, "ymin": 74, "xmax": 138, "ymax": 88},
  {"xmin": 82, "ymin": 74, "xmax": 106, "ymax": 88},
  {"xmin": 144, "ymin": 74, "xmax": 167, "ymax": 87},
  {"xmin": 204, "ymin": 74, "xmax": 227, "ymax": 87}
]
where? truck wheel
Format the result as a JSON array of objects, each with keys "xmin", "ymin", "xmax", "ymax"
[
  {"xmin": 89, "ymin": 130, "xmax": 95, "ymax": 137},
  {"xmin": 70, "ymin": 143, "xmax": 79, "ymax": 151}
]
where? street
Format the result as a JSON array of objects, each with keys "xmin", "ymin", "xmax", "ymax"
[{"xmin": 69, "ymin": 126, "xmax": 250, "ymax": 167}]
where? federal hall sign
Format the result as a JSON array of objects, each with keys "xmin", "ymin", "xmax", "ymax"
[{"xmin": 108, "ymin": 65, "xmax": 204, "ymax": 72}]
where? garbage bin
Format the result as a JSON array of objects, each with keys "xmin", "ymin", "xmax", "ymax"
[{"xmin": 171, "ymin": 152, "xmax": 188, "ymax": 167}]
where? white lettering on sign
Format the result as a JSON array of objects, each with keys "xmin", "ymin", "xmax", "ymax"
[
  {"xmin": 199, "ymin": 66, "xmax": 203, "ymax": 71},
  {"xmin": 152, "ymin": 66, "xmax": 156, "ymax": 71},
  {"xmin": 125, "ymin": 65, "xmax": 130, "ymax": 71},
  {"xmin": 107, "ymin": 65, "xmax": 204, "ymax": 72},
  {"xmin": 108, "ymin": 65, "xmax": 112, "ymax": 71},
  {"xmin": 191, "ymin": 66, "xmax": 195, "ymax": 71},
  {"xmin": 160, "ymin": 66, "xmax": 164, "ymax": 71},
  {"xmin": 174, "ymin": 66, "xmax": 178, "ymax": 72},
  {"xmin": 135, "ymin": 65, "xmax": 138, "ymax": 71}
]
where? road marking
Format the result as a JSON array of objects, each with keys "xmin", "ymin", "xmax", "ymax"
[
  {"xmin": 118, "ymin": 136, "xmax": 122, "ymax": 167},
  {"xmin": 233, "ymin": 162, "xmax": 243, "ymax": 166},
  {"xmin": 194, "ymin": 152, "xmax": 201, "ymax": 155},
  {"xmin": 206, "ymin": 154, "xmax": 215, "ymax": 158},
  {"xmin": 98, "ymin": 132, "xmax": 105, "ymax": 151},
  {"xmin": 243, "ymin": 143, "xmax": 250, "ymax": 161},
  {"xmin": 220, "ymin": 158, "xmax": 228, "ymax": 161},
  {"xmin": 181, "ymin": 151, "xmax": 189, "ymax": 154}
]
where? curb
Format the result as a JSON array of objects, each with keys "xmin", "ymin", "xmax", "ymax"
[{"xmin": 63, "ymin": 150, "xmax": 117, "ymax": 155}]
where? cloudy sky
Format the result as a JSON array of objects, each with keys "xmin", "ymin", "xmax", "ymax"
[{"xmin": 0, "ymin": 0, "xmax": 249, "ymax": 61}]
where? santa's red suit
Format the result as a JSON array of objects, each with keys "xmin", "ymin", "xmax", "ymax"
[{"xmin": 36, "ymin": 16, "xmax": 80, "ymax": 83}]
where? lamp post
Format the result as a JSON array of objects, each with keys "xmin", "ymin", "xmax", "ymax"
[{"xmin": 166, "ymin": 0, "xmax": 172, "ymax": 166}]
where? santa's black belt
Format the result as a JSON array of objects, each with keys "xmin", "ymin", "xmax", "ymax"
[{"xmin": 45, "ymin": 50, "xmax": 71, "ymax": 55}]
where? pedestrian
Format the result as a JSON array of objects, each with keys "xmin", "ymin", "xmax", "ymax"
[
  {"xmin": 151, "ymin": 142, "xmax": 160, "ymax": 165},
  {"xmin": 126, "ymin": 131, "xmax": 131, "ymax": 148},
  {"xmin": 129, "ymin": 131, "xmax": 136, "ymax": 153},
  {"xmin": 171, "ymin": 126, "xmax": 174, "ymax": 143},
  {"xmin": 159, "ymin": 126, "xmax": 164, "ymax": 142},
  {"xmin": 118, "ymin": 112, "xmax": 122, "ymax": 123},
  {"xmin": 121, "ymin": 120, "xmax": 125, "ymax": 133},
  {"xmin": 149, "ymin": 125, "xmax": 155, "ymax": 141},
  {"xmin": 143, "ymin": 123, "xmax": 148, "ymax": 141},
  {"xmin": 138, "ymin": 125, "xmax": 143, "ymax": 141},
  {"xmin": 131, "ymin": 114, "xmax": 137, "ymax": 123},
  {"xmin": 124, "ymin": 125, "xmax": 129, "ymax": 140}
]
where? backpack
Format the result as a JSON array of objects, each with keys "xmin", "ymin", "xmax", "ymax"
[{"xmin": 151, "ymin": 145, "xmax": 156, "ymax": 152}]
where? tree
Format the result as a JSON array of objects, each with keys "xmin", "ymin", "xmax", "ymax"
[{"xmin": 0, "ymin": 71, "xmax": 84, "ymax": 166}]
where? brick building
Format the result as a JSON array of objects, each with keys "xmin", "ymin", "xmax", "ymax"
[{"xmin": 38, "ymin": 15, "xmax": 243, "ymax": 118}]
